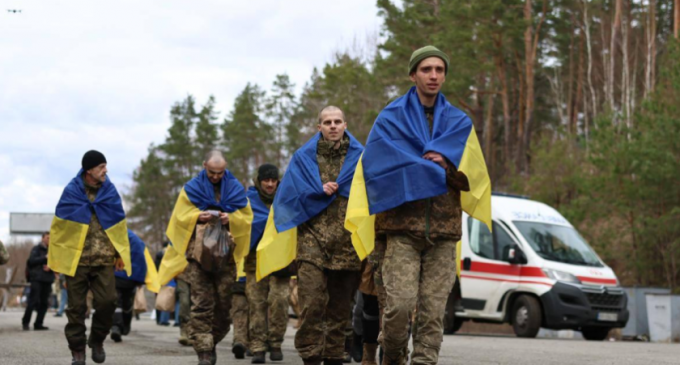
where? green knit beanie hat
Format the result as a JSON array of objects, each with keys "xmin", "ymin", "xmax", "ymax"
[{"xmin": 408, "ymin": 45, "xmax": 450, "ymax": 75}]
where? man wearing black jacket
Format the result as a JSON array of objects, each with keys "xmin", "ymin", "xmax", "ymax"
[{"xmin": 22, "ymin": 232, "xmax": 55, "ymax": 330}]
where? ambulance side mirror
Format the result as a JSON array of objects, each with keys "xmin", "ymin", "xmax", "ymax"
[{"xmin": 503, "ymin": 244, "xmax": 527, "ymax": 265}]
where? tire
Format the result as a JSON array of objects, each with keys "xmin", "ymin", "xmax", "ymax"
[
  {"xmin": 443, "ymin": 289, "xmax": 464, "ymax": 334},
  {"xmin": 581, "ymin": 327, "xmax": 610, "ymax": 341},
  {"xmin": 511, "ymin": 295, "xmax": 542, "ymax": 338}
]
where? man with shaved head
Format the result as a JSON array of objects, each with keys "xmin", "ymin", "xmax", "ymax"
[
  {"xmin": 258, "ymin": 105, "xmax": 364, "ymax": 365},
  {"xmin": 161, "ymin": 150, "xmax": 252, "ymax": 365}
]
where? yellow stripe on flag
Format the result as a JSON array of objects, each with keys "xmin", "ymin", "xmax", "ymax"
[
  {"xmin": 158, "ymin": 188, "xmax": 200, "ymax": 285},
  {"xmin": 256, "ymin": 207, "xmax": 297, "ymax": 281},
  {"xmin": 229, "ymin": 202, "xmax": 254, "ymax": 267},
  {"xmin": 344, "ymin": 155, "xmax": 375, "ymax": 260},
  {"xmin": 144, "ymin": 248, "xmax": 160, "ymax": 293},
  {"xmin": 48, "ymin": 216, "xmax": 89, "ymax": 277},
  {"xmin": 459, "ymin": 128, "xmax": 492, "ymax": 231},
  {"xmin": 105, "ymin": 219, "xmax": 132, "ymax": 277}
]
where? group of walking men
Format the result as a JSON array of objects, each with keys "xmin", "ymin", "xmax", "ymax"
[{"xmin": 45, "ymin": 45, "xmax": 488, "ymax": 365}]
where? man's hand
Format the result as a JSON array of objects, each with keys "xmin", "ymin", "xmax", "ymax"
[
  {"xmin": 323, "ymin": 182, "xmax": 339, "ymax": 196},
  {"xmin": 115, "ymin": 258, "xmax": 125, "ymax": 272},
  {"xmin": 219, "ymin": 212, "xmax": 229, "ymax": 225},
  {"xmin": 198, "ymin": 212, "xmax": 213, "ymax": 223},
  {"xmin": 423, "ymin": 151, "xmax": 448, "ymax": 170}
]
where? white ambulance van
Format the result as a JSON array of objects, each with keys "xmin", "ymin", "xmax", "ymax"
[{"xmin": 444, "ymin": 193, "xmax": 629, "ymax": 340}]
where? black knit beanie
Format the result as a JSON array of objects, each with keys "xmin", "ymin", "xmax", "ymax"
[
  {"xmin": 82, "ymin": 150, "xmax": 107, "ymax": 171},
  {"xmin": 257, "ymin": 164, "xmax": 279, "ymax": 182}
]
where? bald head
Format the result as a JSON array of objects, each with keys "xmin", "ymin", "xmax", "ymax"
[
  {"xmin": 203, "ymin": 150, "xmax": 227, "ymax": 184},
  {"xmin": 317, "ymin": 105, "xmax": 345, "ymax": 124}
]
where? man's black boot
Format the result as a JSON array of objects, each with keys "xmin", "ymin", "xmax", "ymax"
[
  {"xmin": 91, "ymin": 343, "xmax": 106, "ymax": 364},
  {"xmin": 34, "ymin": 325, "xmax": 49, "ymax": 331},
  {"xmin": 197, "ymin": 352, "xmax": 212, "ymax": 365},
  {"xmin": 71, "ymin": 350, "xmax": 86, "ymax": 365},
  {"xmin": 233, "ymin": 343, "xmax": 247, "ymax": 359},
  {"xmin": 110, "ymin": 326, "xmax": 122, "ymax": 343},
  {"xmin": 251, "ymin": 351, "xmax": 266, "ymax": 364},
  {"xmin": 270, "ymin": 347, "xmax": 283, "ymax": 361},
  {"xmin": 210, "ymin": 347, "xmax": 217, "ymax": 365}
]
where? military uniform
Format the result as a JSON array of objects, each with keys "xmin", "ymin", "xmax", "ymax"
[
  {"xmin": 65, "ymin": 180, "xmax": 119, "ymax": 352},
  {"xmin": 378, "ymin": 107, "xmax": 469, "ymax": 365},
  {"xmin": 230, "ymin": 278, "xmax": 249, "ymax": 348},
  {"xmin": 295, "ymin": 136, "xmax": 362, "ymax": 363},
  {"xmin": 244, "ymin": 186, "xmax": 291, "ymax": 355},
  {"xmin": 0, "ymin": 239, "xmax": 9, "ymax": 265},
  {"xmin": 176, "ymin": 276, "xmax": 192, "ymax": 345},
  {"xmin": 184, "ymin": 185, "xmax": 236, "ymax": 355}
]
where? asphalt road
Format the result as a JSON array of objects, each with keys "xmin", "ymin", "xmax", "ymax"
[{"xmin": 1, "ymin": 310, "xmax": 678, "ymax": 365}]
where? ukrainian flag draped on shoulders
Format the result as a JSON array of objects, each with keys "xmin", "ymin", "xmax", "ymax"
[
  {"xmin": 345, "ymin": 87, "xmax": 492, "ymax": 259},
  {"xmin": 114, "ymin": 230, "xmax": 160, "ymax": 293},
  {"xmin": 158, "ymin": 169, "xmax": 253, "ymax": 286},
  {"xmin": 48, "ymin": 170, "xmax": 132, "ymax": 277},
  {"xmin": 247, "ymin": 186, "xmax": 271, "ymax": 251},
  {"xmin": 256, "ymin": 131, "xmax": 364, "ymax": 281}
]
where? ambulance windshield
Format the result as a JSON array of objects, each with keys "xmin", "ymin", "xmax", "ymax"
[{"xmin": 513, "ymin": 221, "xmax": 603, "ymax": 267}]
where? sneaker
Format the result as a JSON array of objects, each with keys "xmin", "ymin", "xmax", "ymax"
[
  {"xmin": 232, "ymin": 343, "xmax": 246, "ymax": 359},
  {"xmin": 34, "ymin": 325, "xmax": 49, "ymax": 331}
]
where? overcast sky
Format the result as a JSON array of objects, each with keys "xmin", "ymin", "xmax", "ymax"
[{"xmin": 0, "ymin": 1, "xmax": 386, "ymax": 243}]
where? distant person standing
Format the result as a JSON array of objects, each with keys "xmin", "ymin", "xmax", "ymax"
[
  {"xmin": 0, "ymin": 238, "xmax": 9, "ymax": 265},
  {"xmin": 22, "ymin": 232, "xmax": 54, "ymax": 331},
  {"xmin": 55, "ymin": 273, "xmax": 68, "ymax": 317},
  {"xmin": 48, "ymin": 150, "xmax": 132, "ymax": 365}
]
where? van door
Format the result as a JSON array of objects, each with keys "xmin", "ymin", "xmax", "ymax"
[{"xmin": 460, "ymin": 218, "xmax": 521, "ymax": 318}]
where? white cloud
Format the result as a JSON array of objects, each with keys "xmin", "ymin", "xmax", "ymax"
[{"xmin": 0, "ymin": 0, "xmax": 383, "ymax": 242}]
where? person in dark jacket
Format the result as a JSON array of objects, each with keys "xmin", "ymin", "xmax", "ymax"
[{"xmin": 22, "ymin": 232, "xmax": 55, "ymax": 330}]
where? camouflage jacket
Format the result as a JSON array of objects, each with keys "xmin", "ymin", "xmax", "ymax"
[
  {"xmin": 79, "ymin": 180, "xmax": 118, "ymax": 267},
  {"xmin": 0, "ymin": 239, "xmax": 9, "ymax": 265},
  {"xmin": 297, "ymin": 135, "xmax": 361, "ymax": 271},
  {"xmin": 375, "ymin": 107, "xmax": 470, "ymax": 242}
]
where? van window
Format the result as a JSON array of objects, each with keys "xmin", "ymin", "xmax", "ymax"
[
  {"xmin": 468, "ymin": 218, "xmax": 517, "ymax": 261},
  {"xmin": 468, "ymin": 218, "xmax": 494, "ymax": 259},
  {"xmin": 514, "ymin": 221, "xmax": 603, "ymax": 267}
]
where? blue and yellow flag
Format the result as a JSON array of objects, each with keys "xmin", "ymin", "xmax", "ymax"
[
  {"xmin": 247, "ymin": 186, "xmax": 270, "ymax": 251},
  {"xmin": 158, "ymin": 169, "xmax": 253, "ymax": 286},
  {"xmin": 256, "ymin": 132, "xmax": 364, "ymax": 281},
  {"xmin": 48, "ymin": 170, "xmax": 132, "ymax": 277},
  {"xmin": 114, "ymin": 230, "xmax": 160, "ymax": 293},
  {"xmin": 345, "ymin": 87, "xmax": 492, "ymax": 259}
]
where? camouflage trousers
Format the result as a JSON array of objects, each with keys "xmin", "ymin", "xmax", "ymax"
[
  {"xmin": 382, "ymin": 234, "xmax": 456, "ymax": 365},
  {"xmin": 184, "ymin": 260, "xmax": 235, "ymax": 353},
  {"xmin": 65, "ymin": 265, "xmax": 117, "ymax": 351},
  {"xmin": 245, "ymin": 271, "xmax": 290, "ymax": 352},
  {"xmin": 230, "ymin": 281, "xmax": 249, "ymax": 347},
  {"xmin": 295, "ymin": 262, "xmax": 360, "ymax": 362},
  {"xmin": 176, "ymin": 278, "xmax": 191, "ymax": 340}
]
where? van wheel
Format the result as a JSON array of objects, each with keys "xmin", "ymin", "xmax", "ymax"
[
  {"xmin": 581, "ymin": 327, "xmax": 610, "ymax": 341},
  {"xmin": 511, "ymin": 295, "xmax": 542, "ymax": 338},
  {"xmin": 443, "ymin": 290, "xmax": 464, "ymax": 334}
]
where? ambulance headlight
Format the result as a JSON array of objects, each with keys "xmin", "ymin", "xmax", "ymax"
[{"xmin": 542, "ymin": 269, "xmax": 581, "ymax": 284}]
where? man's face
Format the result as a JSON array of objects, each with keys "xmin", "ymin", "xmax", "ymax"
[
  {"xmin": 86, "ymin": 163, "xmax": 108, "ymax": 184},
  {"xmin": 204, "ymin": 159, "xmax": 227, "ymax": 184},
  {"xmin": 260, "ymin": 178, "xmax": 278, "ymax": 195},
  {"xmin": 409, "ymin": 57, "xmax": 446, "ymax": 99},
  {"xmin": 317, "ymin": 109, "xmax": 347, "ymax": 143},
  {"xmin": 42, "ymin": 234, "xmax": 50, "ymax": 247}
]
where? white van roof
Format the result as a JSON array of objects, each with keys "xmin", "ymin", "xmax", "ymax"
[{"xmin": 490, "ymin": 195, "xmax": 573, "ymax": 227}]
